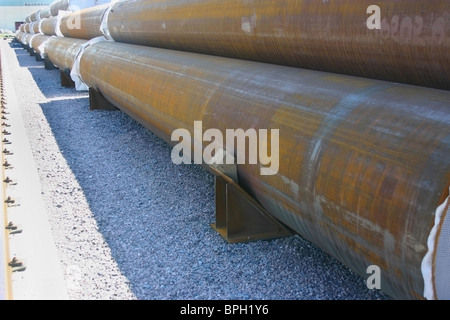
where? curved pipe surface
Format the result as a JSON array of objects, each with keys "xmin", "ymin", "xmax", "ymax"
[
  {"xmin": 39, "ymin": 7, "xmax": 52, "ymax": 19},
  {"xmin": 23, "ymin": 33, "xmax": 35, "ymax": 46},
  {"xmin": 45, "ymin": 37, "xmax": 88, "ymax": 71},
  {"xmin": 41, "ymin": 17, "xmax": 59, "ymax": 36},
  {"xmin": 30, "ymin": 35, "xmax": 52, "ymax": 55},
  {"xmin": 30, "ymin": 10, "xmax": 40, "ymax": 22},
  {"xmin": 32, "ymin": 21, "xmax": 41, "ymax": 34},
  {"xmin": 79, "ymin": 41, "xmax": 450, "ymax": 300},
  {"xmin": 59, "ymin": 3, "xmax": 109, "ymax": 39},
  {"xmin": 50, "ymin": 0, "xmax": 70, "ymax": 17},
  {"xmin": 107, "ymin": 0, "xmax": 450, "ymax": 90}
]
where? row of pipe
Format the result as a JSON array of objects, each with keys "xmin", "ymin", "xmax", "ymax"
[
  {"xmin": 18, "ymin": 0, "xmax": 450, "ymax": 91},
  {"xmin": 20, "ymin": 1, "xmax": 110, "ymax": 37},
  {"xmin": 15, "ymin": 0, "xmax": 450, "ymax": 300}
]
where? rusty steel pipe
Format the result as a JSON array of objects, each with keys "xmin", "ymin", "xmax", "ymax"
[
  {"xmin": 59, "ymin": 3, "xmax": 109, "ymax": 39},
  {"xmin": 30, "ymin": 35, "xmax": 52, "ymax": 56},
  {"xmin": 23, "ymin": 33, "xmax": 35, "ymax": 46},
  {"xmin": 39, "ymin": 7, "xmax": 52, "ymax": 20},
  {"xmin": 41, "ymin": 17, "xmax": 59, "ymax": 36},
  {"xmin": 50, "ymin": 0, "xmax": 70, "ymax": 17},
  {"xmin": 15, "ymin": 32, "xmax": 24, "ymax": 43},
  {"xmin": 106, "ymin": 0, "xmax": 450, "ymax": 91},
  {"xmin": 78, "ymin": 41, "xmax": 450, "ymax": 300},
  {"xmin": 45, "ymin": 37, "xmax": 88, "ymax": 71},
  {"xmin": 29, "ymin": 10, "xmax": 40, "ymax": 22},
  {"xmin": 15, "ymin": 32, "xmax": 25, "ymax": 45},
  {"xmin": 32, "ymin": 21, "xmax": 41, "ymax": 34},
  {"xmin": 21, "ymin": 33, "xmax": 29, "ymax": 45}
]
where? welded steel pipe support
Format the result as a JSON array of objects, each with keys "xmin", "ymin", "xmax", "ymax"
[
  {"xmin": 107, "ymin": 0, "xmax": 450, "ymax": 90},
  {"xmin": 78, "ymin": 41, "xmax": 450, "ymax": 300}
]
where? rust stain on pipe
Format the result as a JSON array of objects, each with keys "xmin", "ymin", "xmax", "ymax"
[
  {"xmin": 107, "ymin": 0, "xmax": 450, "ymax": 90},
  {"xmin": 79, "ymin": 41, "xmax": 450, "ymax": 300}
]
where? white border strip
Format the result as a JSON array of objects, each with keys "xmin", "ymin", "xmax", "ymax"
[{"xmin": 421, "ymin": 187, "xmax": 450, "ymax": 300}]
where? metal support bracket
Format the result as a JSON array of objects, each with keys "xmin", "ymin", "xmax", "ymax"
[
  {"xmin": 211, "ymin": 172, "xmax": 293, "ymax": 244},
  {"xmin": 44, "ymin": 58, "xmax": 57, "ymax": 70},
  {"xmin": 89, "ymin": 87, "xmax": 118, "ymax": 111},
  {"xmin": 60, "ymin": 69, "xmax": 75, "ymax": 88}
]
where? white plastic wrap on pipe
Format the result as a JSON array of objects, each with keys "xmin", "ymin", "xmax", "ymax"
[
  {"xmin": 70, "ymin": 36, "xmax": 108, "ymax": 91},
  {"xmin": 99, "ymin": 0, "xmax": 120, "ymax": 40},
  {"xmin": 422, "ymin": 188, "xmax": 450, "ymax": 300},
  {"xmin": 55, "ymin": 11, "xmax": 70, "ymax": 37},
  {"xmin": 38, "ymin": 36, "xmax": 56, "ymax": 59}
]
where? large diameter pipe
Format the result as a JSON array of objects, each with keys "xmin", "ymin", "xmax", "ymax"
[
  {"xmin": 79, "ymin": 41, "xmax": 450, "ymax": 300},
  {"xmin": 30, "ymin": 10, "xmax": 40, "ymax": 22},
  {"xmin": 45, "ymin": 37, "xmax": 87, "ymax": 71},
  {"xmin": 50, "ymin": 0, "xmax": 70, "ymax": 17},
  {"xmin": 32, "ymin": 21, "xmax": 41, "ymax": 34},
  {"xmin": 18, "ymin": 32, "xmax": 28, "ymax": 45},
  {"xmin": 41, "ymin": 17, "xmax": 59, "ymax": 36},
  {"xmin": 59, "ymin": 3, "xmax": 109, "ymax": 39},
  {"xmin": 23, "ymin": 33, "xmax": 35, "ymax": 46},
  {"xmin": 15, "ymin": 32, "xmax": 25, "ymax": 44},
  {"xmin": 107, "ymin": 0, "xmax": 450, "ymax": 91},
  {"xmin": 39, "ymin": 7, "xmax": 52, "ymax": 20},
  {"xmin": 30, "ymin": 35, "xmax": 52, "ymax": 56}
]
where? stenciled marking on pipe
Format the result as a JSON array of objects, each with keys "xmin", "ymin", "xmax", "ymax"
[{"xmin": 171, "ymin": 121, "xmax": 279, "ymax": 176}]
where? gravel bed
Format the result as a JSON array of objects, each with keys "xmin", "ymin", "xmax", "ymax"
[{"xmin": 4, "ymin": 39, "xmax": 390, "ymax": 300}]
